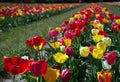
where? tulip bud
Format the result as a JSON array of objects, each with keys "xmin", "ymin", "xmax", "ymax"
[
  {"xmin": 61, "ymin": 69, "xmax": 71, "ymax": 82},
  {"xmin": 65, "ymin": 47, "xmax": 74, "ymax": 56}
]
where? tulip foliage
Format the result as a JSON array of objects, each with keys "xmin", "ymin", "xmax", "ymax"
[{"xmin": 3, "ymin": 3, "xmax": 120, "ymax": 82}]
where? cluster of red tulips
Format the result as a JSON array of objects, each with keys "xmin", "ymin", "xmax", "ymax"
[
  {"xmin": 3, "ymin": 3, "xmax": 120, "ymax": 82},
  {"xmin": 0, "ymin": 3, "xmax": 81, "ymax": 30}
]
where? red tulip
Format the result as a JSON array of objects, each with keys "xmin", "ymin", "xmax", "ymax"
[
  {"xmin": 26, "ymin": 39, "xmax": 33, "ymax": 47},
  {"xmin": 31, "ymin": 36, "xmax": 46, "ymax": 46},
  {"xmin": 104, "ymin": 51, "xmax": 117, "ymax": 65},
  {"xmin": 4, "ymin": 56, "xmax": 32, "ymax": 75},
  {"xmin": 75, "ymin": 28, "xmax": 81, "ymax": 37},
  {"xmin": 89, "ymin": 46, "xmax": 94, "ymax": 53},
  {"xmin": 26, "ymin": 36, "xmax": 46, "ymax": 50},
  {"xmin": 98, "ymin": 30, "xmax": 108, "ymax": 37},
  {"xmin": 61, "ymin": 69, "xmax": 71, "ymax": 82},
  {"xmin": 30, "ymin": 60, "xmax": 48, "ymax": 77}
]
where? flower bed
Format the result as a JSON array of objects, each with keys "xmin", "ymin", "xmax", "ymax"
[
  {"xmin": 3, "ymin": 3, "xmax": 120, "ymax": 82},
  {"xmin": 0, "ymin": 3, "xmax": 81, "ymax": 31}
]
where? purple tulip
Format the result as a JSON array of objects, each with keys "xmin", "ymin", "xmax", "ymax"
[
  {"xmin": 61, "ymin": 69, "xmax": 71, "ymax": 82},
  {"xmin": 65, "ymin": 47, "xmax": 74, "ymax": 56}
]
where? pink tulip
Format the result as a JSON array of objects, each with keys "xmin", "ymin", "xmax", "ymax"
[
  {"xmin": 104, "ymin": 51, "xmax": 117, "ymax": 65},
  {"xmin": 65, "ymin": 31, "xmax": 74, "ymax": 40},
  {"xmin": 48, "ymin": 30, "xmax": 58, "ymax": 40}
]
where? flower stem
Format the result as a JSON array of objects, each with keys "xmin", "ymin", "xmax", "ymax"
[
  {"xmin": 13, "ymin": 75, "xmax": 15, "ymax": 82},
  {"xmin": 37, "ymin": 77, "xmax": 42, "ymax": 82}
]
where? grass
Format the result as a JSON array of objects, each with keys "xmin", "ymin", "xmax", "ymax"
[
  {"xmin": 0, "ymin": 4, "xmax": 88, "ymax": 70},
  {"xmin": 100, "ymin": 3, "xmax": 120, "ymax": 15}
]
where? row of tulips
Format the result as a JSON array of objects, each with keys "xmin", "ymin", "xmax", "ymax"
[
  {"xmin": 0, "ymin": 3, "xmax": 81, "ymax": 31},
  {"xmin": 104, "ymin": 2, "xmax": 120, "ymax": 7},
  {"xmin": 3, "ymin": 3, "xmax": 120, "ymax": 82}
]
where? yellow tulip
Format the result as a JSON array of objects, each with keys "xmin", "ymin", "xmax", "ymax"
[
  {"xmin": 53, "ymin": 52, "xmax": 68, "ymax": 64},
  {"xmin": 102, "ymin": 37, "xmax": 111, "ymax": 46},
  {"xmin": 92, "ymin": 47, "xmax": 104, "ymax": 59},
  {"xmin": 91, "ymin": 29, "xmax": 99, "ymax": 35},
  {"xmin": 74, "ymin": 14, "xmax": 82, "ymax": 19},
  {"xmin": 79, "ymin": 47, "xmax": 89, "ymax": 57},
  {"xmin": 64, "ymin": 38, "xmax": 72, "ymax": 47},
  {"xmin": 96, "ymin": 42, "xmax": 106, "ymax": 53},
  {"xmin": 56, "ymin": 27, "xmax": 61, "ymax": 33},
  {"xmin": 0, "ymin": 16, "xmax": 5, "ymax": 20},
  {"xmin": 69, "ymin": 17, "xmax": 74, "ymax": 22},
  {"xmin": 43, "ymin": 67, "xmax": 60, "ymax": 82},
  {"xmin": 102, "ymin": 18, "xmax": 109, "ymax": 24},
  {"xmin": 115, "ymin": 19, "xmax": 120, "ymax": 24},
  {"xmin": 95, "ymin": 14, "xmax": 100, "ymax": 18},
  {"xmin": 52, "ymin": 42, "xmax": 61, "ymax": 49},
  {"xmin": 92, "ymin": 35, "xmax": 105, "ymax": 42},
  {"xmin": 97, "ymin": 23, "xmax": 104, "ymax": 31},
  {"xmin": 102, "ymin": 8, "xmax": 106, "ymax": 12}
]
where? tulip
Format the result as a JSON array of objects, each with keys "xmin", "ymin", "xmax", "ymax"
[
  {"xmin": 102, "ymin": 37, "xmax": 111, "ymax": 46},
  {"xmin": 26, "ymin": 39, "xmax": 33, "ymax": 47},
  {"xmin": 89, "ymin": 46, "xmax": 94, "ymax": 53},
  {"xmin": 61, "ymin": 69, "xmax": 71, "ymax": 82},
  {"xmin": 63, "ymin": 38, "xmax": 72, "ymax": 47},
  {"xmin": 48, "ymin": 29, "xmax": 58, "ymax": 40},
  {"xmin": 56, "ymin": 27, "xmax": 61, "ymax": 33},
  {"xmin": 53, "ymin": 52, "xmax": 68, "ymax": 64},
  {"xmin": 65, "ymin": 31, "xmax": 74, "ymax": 40},
  {"xmin": 75, "ymin": 28, "xmax": 81, "ymax": 37},
  {"xmin": 69, "ymin": 17, "xmax": 74, "ymax": 22},
  {"xmin": 102, "ymin": 60, "xmax": 111, "ymax": 70},
  {"xmin": 91, "ymin": 29, "xmax": 99, "ymax": 35},
  {"xmin": 92, "ymin": 35, "xmax": 104, "ymax": 42},
  {"xmin": 30, "ymin": 60, "xmax": 48, "ymax": 77},
  {"xmin": 62, "ymin": 26, "xmax": 68, "ymax": 33},
  {"xmin": 26, "ymin": 36, "xmax": 46, "ymax": 51},
  {"xmin": 80, "ymin": 46, "xmax": 89, "ymax": 57},
  {"xmin": 115, "ymin": 19, "xmax": 120, "ymax": 24},
  {"xmin": 97, "ymin": 70, "xmax": 112, "ymax": 82},
  {"xmin": 92, "ymin": 47, "xmax": 104, "ymax": 59},
  {"xmin": 43, "ymin": 67, "xmax": 60, "ymax": 82},
  {"xmin": 98, "ymin": 30, "xmax": 108, "ymax": 37},
  {"xmin": 52, "ymin": 42, "xmax": 61, "ymax": 49},
  {"xmin": 102, "ymin": 18, "xmax": 109, "ymax": 24},
  {"xmin": 3, "ymin": 56, "xmax": 32, "ymax": 75},
  {"xmin": 96, "ymin": 42, "xmax": 106, "ymax": 53},
  {"xmin": 60, "ymin": 45, "xmax": 65, "ymax": 52},
  {"xmin": 65, "ymin": 47, "xmax": 74, "ymax": 56},
  {"xmin": 104, "ymin": 51, "xmax": 117, "ymax": 65}
]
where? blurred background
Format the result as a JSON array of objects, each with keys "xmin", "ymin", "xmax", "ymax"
[{"xmin": 0, "ymin": 0, "xmax": 120, "ymax": 3}]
